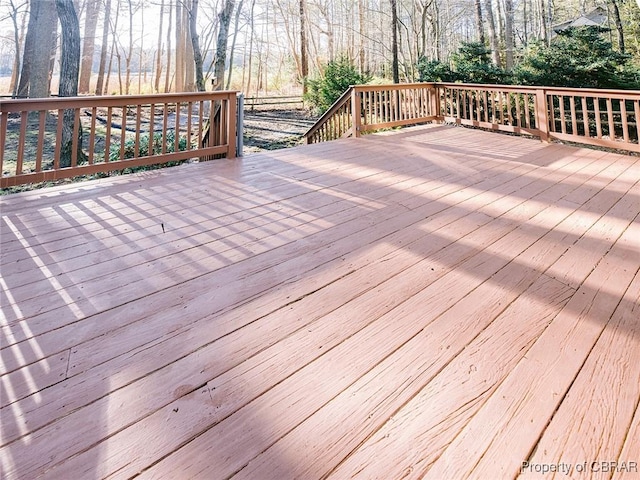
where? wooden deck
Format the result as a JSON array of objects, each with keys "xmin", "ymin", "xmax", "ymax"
[{"xmin": 1, "ymin": 124, "xmax": 639, "ymax": 479}]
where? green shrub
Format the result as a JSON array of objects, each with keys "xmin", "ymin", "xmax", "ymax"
[
  {"xmin": 416, "ymin": 42, "xmax": 509, "ymax": 85},
  {"xmin": 108, "ymin": 129, "xmax": 188, "ymax": 162},
  {"xmin": 304, "ymin": 56, "xmax": 372, "ymax": 114},
  {"xmin": 514, "ymin": 26, "xmax": 640, "ymax": 89},
  {"xmin": 416, "ymin": 58, "xmax": 457, "ymax": 82}
]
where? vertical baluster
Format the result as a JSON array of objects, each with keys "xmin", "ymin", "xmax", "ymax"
[
  {"xmin": 88, "ymin": 107, "xmax": 96, "ymax": 164},
  {"xmin": 186, "ymin": 102, "xmax": 193, "ymax": 150},
  {"xmin": 634, "ymin": 100, "xmax": 640, "ymax": 145},
  {"xmin": 0, "ymin": 110, "xmax": 7, "ymax": 175},
  {"xmin": 606, "ymin": 97, "xmax": 614, "ymax": 139},
  {"xmin": 134, "ymin": 104, "xmax": 142, "ymax": 157},
  {"xmin": 514, "ymin": 93, "xmax": 522, "ymax": 128},
  {"xmin": 498, "ymin": 91, "xmax": 504, "ymax": 125},
  {"xmin": 175, "ymin": 101, "xmax": 181, "ymax": 152},
  {"xmin": 594, "ymin": 97, "xmax": 602, "ymax": 138},
  {"xmin": 162, "ymin": 103, "xmax": 169, "ymax": 154},
  {"xmin": 620, "ymin": 99, "xmax": 629, "ymax": 143},
  {"xmin": 197, "ymin": 101, "xmax": 203, "ymax": 149},
  {"xmin": 56, "ymin": 109, "xmax": 64, "ymax": 168},
  {"xmin": 581, "ymin": 97, "xmax": 589, "ymax": 137},
  {"xmin": 524, "ymin": 93, "xmax": 531, "ymax": 129},
  {"xmin": 483, "ymin": 90, "xmax": 488, "ymax": 123},
  {"xmin": 72, "ymin": 108, "xmax": 81, "ymax": 167},
  {"xmin": 36, "ymin": 110, "xmax": 46, "ymax": 172},
  {"xmin": 569, "ymin": 96, "xmax": 577, "ymax": 136},
  {"xmin": 120, "ymin": 106, "xmax": 126, "ymax": 160},
  {"xmin": 559, "ymin": 95, "xmax": 567, "ymax": 134},
  {"xmin": 16, "ymin": 111, "xmax": 27, "ymax": 175},
  {"xmin": 547, "ymin": 96, "xmax": 555, "ymax": 132}
]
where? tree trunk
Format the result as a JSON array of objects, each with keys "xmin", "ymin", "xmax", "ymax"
[
  {"xmin": 17, "ymin": 0, "xmax": 58, "ymax": 98},
  {"xmin": 184, "ymin": 3, "xmax": 195, "ymax": 91},
  {"xmin": 213, "ymin": 0, "xmax": 235, "ymax": 90},
  {"xmin": 226, "ymin": 0, "xmax": 244, "ymax": 89},
  {"xmin": 79, "ymin": 0, "xmax": 100, "ymax": 93},
  {"xmin": 154, "ymin": 0, "xmax": 165, "ymax": 92},
  {"xmin": 165, "ymin": 0, "xmax": 173, "ymax": 92},
  {"xmin": 609, "ymin": 0, "xmax": 625, "ymax": 53},
  {"xmin": 8, "ymin": 0, "xmax": 26, "ymax": 97},
  {"xmin": 95, "ymin": 0, "xmax": 111, "ymax": 94},
  {"xmin": 504, "ymin": 0, "xmax": 514, "ymax": 70},
  {"xmin": 175, "ymin": 0, "xmax": 184, "ymax": 91},
  {"xmin": 485, "ymin": 0, "xmax": 501, "ymax": 66},
  {"xmin": 245, "ymin": 0, "xmax": 256, "ymax": 93},
  {"xmin": 55, "ymin": 0, "xmax": 84, "ymax": 168},
  {"xmin": 189, "ymin": 0, "xmax": 206, "ymax": 91},
  {"xmin": 300, "ymin": 0, "xmax": 309, "ymax": 93},
  {"xmin": 539, "ymin": 0, "xmax": 548, "ymax": 44},
  {"xmin": 390, "ymin": 0, "xmax": 400, "ymax": 83},
  {"xmin": 473, "ymin": 0, "xmax": 485, "ymax": 44},
  {"xmin": 125, "ymin": 0, "xmax": 135, "ymax": 94},
  {"xmin": 358, "ymin": 0, "xmax": 366, "ymax": 72}
]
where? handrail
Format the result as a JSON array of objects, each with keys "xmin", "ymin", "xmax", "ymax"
[
  {"xmin": 304, "ymin": 82, "xmax": 640, "ymax": 153},
  {"xmin": 304, "ymin": 87, "xmax": 354, "ymax": 143},
  {"xmin": 0, "ymin": 91, "xmax": 238, "ymax": 188}
]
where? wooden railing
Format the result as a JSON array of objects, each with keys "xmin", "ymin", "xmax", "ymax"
[
  {"xmin": 305, "ymin": 82, "xmax": 640, "ymax": 153},
  {"xmin": 304, "ymin": 88, "xmax": 354, "ymax": 144},
  {"xmin": 0, "ymin": 91, "xmax": 237, "ymax": 188}
]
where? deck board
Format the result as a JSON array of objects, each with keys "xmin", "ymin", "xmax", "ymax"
[{"xmin": 1, "ymin": 124, "xmax": 639, "ymax": 479}]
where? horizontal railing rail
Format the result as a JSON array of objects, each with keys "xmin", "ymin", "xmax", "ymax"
[
  {"xmin": 245, "ymin": 95, "xmax": 304, "ymax": 110},
  {"xmin": 305, "ymin": 82, "xmax": 640, "ymax": 153},
  {"xmin": 0, "ymin": 91, "xmax": 237, "ymax": 188}
]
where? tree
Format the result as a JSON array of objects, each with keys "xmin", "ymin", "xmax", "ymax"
[
  {"xmin": 17, "ymin": 0, "xmax": 58, "ymax": 98},
  {"xmin": 79, "ymin": 0, "xmax": 100, "ymax": 93},
  {"xmin": 504, "ymin": 0, "xmax": 515, "ymax": 69},
  {"xmin": 300, "ymin": 0, "xmax": 309, "ymax": 93},
  {"xmin": 95, "ymin": 0, "xmax": 111, "ymax": 95},
  {"xmin": 390, "ymin": 0, "xmax": 400, "ymax": 83},
  {"xmin": 485, "ymin": 0, "xmax": 501, "ymax": 66},
  {"xmin": 515, "ymin": 26, "xmax": 640, "ymax": 89},
  {"xmin": 213, "ymin": 0, "xmax": 235, "ymax": 90},
  {"xmin": 189, "ymin": 0, "xmax": 206, "ymax": 91},
  {"xmin": 55, "ymin": 0, "xmax": 84, "ymax": 167},
  {"xmin": 473, "ymin": 0, "xmax": 485, "ymax": 44},
  {"xmin": 304, "ymin": 56, "xmax": 371, "ymax": 114},
  {"xmin": 609, "ymin": 0, "xmax": 625, "ymax": 53}
]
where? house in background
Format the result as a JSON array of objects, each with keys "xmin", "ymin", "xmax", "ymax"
[{"xmin": 552, "ymin": 6, "xmax": 608, "ymax": 37}]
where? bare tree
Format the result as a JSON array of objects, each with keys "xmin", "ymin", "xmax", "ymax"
[
  {"xmin": 154, "ymin": 0, "xmax": 165, "ymax": 92},
  {"xmin": 17, "ymin": 0, "xmax": 58, "ymax": 98},
  {"xmin": 300, "ymin": 0, "xmax": 309, "ymax": 92},
  {"xmin": 213, "ymin": 0, "xmax": 235, "ymax": 90},
  {"xmin": 504, "ymin": 0, "xmax": 515, "ymax": 69},
  {"xmin": 95, "ymin": 0, "xmax": 111, "ymax": 94},
  {"xmin": 79, "ymin": 0, "xmax": 100, "ymax": 93},
  {"xmin": 390, "ymin": 0, "xmax": 400, "ymax": 83},
  {"xmin": 485, "ymin": 0, "xmax": 501, "ymax": 66},
  {"xmin": 55, "ymin": 0, "xmax": 83, "ymax": 167},
  {"xmin": 473, "ymin": 0, "xmax": 485, "ymax": 44},
  {"xmin": 609, "ymin": 0, "xmax": 626, "ymax": 53},
  {"xmin": 189, "ymin": 0, "xmax": 206, "ymax": 91},
  {"xmin": 226, "ymin": 0, "xmax": 244, "ymax": 89}
]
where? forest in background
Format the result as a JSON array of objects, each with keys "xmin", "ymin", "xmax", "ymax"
[{"xmin": 1, "ymin": 0, "xmax": 639, "ymax": 99}]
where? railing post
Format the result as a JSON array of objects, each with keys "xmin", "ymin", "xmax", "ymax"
[
  {"xmin": 535, "ymin": 88, "xmax": 549, "ymax": 142},
  {"xmin": 236, "ymin": 93, "xmax": 244, "ymax": 157},
  {"xmin": 432, "ymin": 83, "xmax": 443, "ymax": 121},
  {"xmin": 227, "ymin": 92, "xmax": 237, "ymax": 158},
  {"xmin": 351, "ymin": 87, "xmax": 361, "ymax": 138}
]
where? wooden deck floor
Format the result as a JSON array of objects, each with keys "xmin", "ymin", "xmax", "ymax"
[{"xmin": 1, "ymin": 124, "xmax": 639, "ymax": 479}]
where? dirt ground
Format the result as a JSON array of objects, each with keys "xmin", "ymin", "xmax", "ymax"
[{"xmin": 242, "ymin": 109, "xmax": 318, "ymax": 153}]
